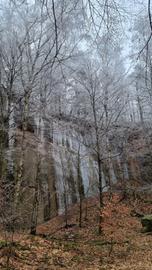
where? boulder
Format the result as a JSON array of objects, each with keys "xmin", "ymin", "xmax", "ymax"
[{"xmin": 141, "ymin": 215, "xmax": 152, "ymax": 232}]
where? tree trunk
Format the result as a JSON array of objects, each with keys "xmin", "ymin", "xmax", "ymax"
[{"xmin": 77, "ymin": 145, "xmax": 85, "ymax": 228}]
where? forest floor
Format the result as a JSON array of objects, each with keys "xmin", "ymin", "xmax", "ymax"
[{"xmin": 0, "ymin": 192, "xmax": 152, "ymax": 270}]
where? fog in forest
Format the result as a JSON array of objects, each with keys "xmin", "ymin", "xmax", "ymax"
[{"xmin": 0, "ymin": 1, "xmax": 152, "ymax": 269}]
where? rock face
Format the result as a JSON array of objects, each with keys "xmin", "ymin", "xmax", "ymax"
[
  {"xmin": 141, "ymin": 215, "xmax": 152, "ymax": 232},
  {"xmin": 1, "ymin": 106, "xmax": 152, "ymax": 229}
]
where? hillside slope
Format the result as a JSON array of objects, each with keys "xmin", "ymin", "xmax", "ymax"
[{"xmin": 0, "ymin": 193, "xmax": 152, "ymax": 270}]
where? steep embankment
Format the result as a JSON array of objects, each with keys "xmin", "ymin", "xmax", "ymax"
[{"xmin": 12, "ymin": 121, "xmax": 152, "ymax": 228}]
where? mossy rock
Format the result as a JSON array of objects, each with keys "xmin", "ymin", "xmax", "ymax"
[
  {"xmin": 141, "ymin": 215, "xmax": 152, "ymax": 232},
  {"xmin": 0, "ymin": 240, "xmax": 8, "ymax": 249}
]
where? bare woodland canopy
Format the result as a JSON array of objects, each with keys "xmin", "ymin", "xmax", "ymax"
[{"xmin": 0, "ymin": 0, "xmax": 152, "ymax": 233}]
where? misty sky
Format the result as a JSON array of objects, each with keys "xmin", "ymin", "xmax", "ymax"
[{"xmin": 120, "ymin": 0, "xmax": 148, "ymax": 72}]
